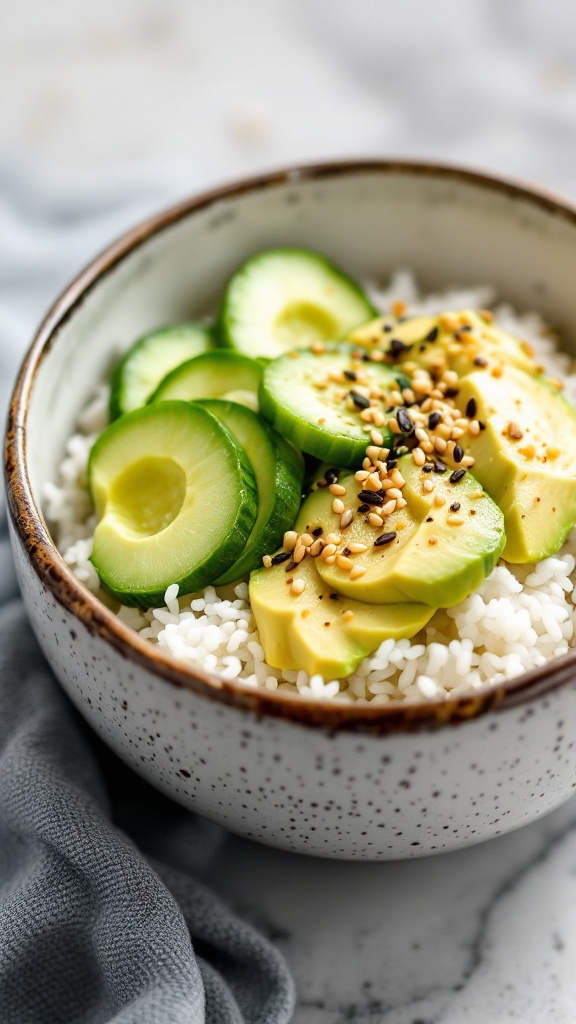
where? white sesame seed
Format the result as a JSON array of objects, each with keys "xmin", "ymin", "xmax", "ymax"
[
  {"xmin": 329, "ymin": 483, "xmax": 347, "ymax": 496},
  {"xmin": 332, "ymin": 498, "xmax": 345, "ymax": 515},
  {"xmin": 336, "ymin": 555, "xmax": 354, "ymax": 571},
  {"xmin": 262, "ymin": 555, "xmax": 272, "ymax": 568},
  {"xmin": 413, "ymin": 447, "xmax": 426, "ymax": 466},
  {"xmin": 283, "ymin": 531, "xmax": 298, "ymax": 552},
  {"xmin": 340, "ymin": 509, "xmax": 354, "ymax": 528},
  {"xmin": 370, "ymin": 429, "xmax": 384, "ymax": 445},
  {"xmin": 291, "ymin": 578, "xmax": 306, "ymax": 595},
  {"xmin": 348, "ymin": 542, "xmax": 368, "ymax": 554},
  {"xmin": 349, "ymin": 565, "xmax": 367, "ymax": 580}
]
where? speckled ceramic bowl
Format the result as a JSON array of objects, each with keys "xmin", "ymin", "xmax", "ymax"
[{"xmin": 5, "ymin": 161, "xmax": 576, "ymax": 859}]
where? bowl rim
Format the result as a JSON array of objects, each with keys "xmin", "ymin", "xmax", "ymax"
[{"xmin": 5, "ymin": 157, "xmax": 576, "ymax": 734}]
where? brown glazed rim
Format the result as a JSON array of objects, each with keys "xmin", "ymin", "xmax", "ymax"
[{"xmin": 5, "ymin": 158, "xmax": 576, "ymax": 733}]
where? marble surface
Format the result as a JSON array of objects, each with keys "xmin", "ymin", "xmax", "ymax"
[{"xmin": 4, "ymin": 1, "xmax": 576, "ymax": 1020}]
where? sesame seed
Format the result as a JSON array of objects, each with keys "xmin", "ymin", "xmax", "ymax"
[
  {"xmin": 329, "ymin": 483, "xmax": 347, "ymax": 496},
  {"xmin": 473, "ymin": 356, "xmax": 488, "ymax": 367},
  {"xmin": 447, "ymin": 514, "xmax": 464, "ymax": 526},
  {"xmin": 263, "ymin": 555, "xmax": 272, "ymax": 568},
  {"xmin": 293, "ymin": 545, "xmax": 306, "ymax": 563},
  {"xmin": 366, "ymin": 445, "xmax": 381, "ymax": 462},
  {"xmin": 387, "ymin": 418, "xmax": 401, "ymax": 434},
  {"xmin": 322, "ymin": 544, "xmax": 337, "ymax": 559},
  {"xmin": 449, "ymin": 502, "xmax": 461, "ymax": 512},
  {"xmin": 434, "ymin": 437, "xmax": 447, "ymax": 453},
  {"xmin": 368, "ymin": 512, "xmax": 384, "ymax": 527},
  {"xmin": 324, "ymin": 555, "xmax": 337, "ymax": 565},
  {"xmin": 423, "ymin": 479, "xmax": 434, "ymax": 493},
  {"xmin": 396, "ymin": 408, "xmax": 414, "ymax": 433},
  {"xmin": 340, "ymin": 509, "xmax": 354, "ymax": 529},
  {"xmin": 350, "ymin": 390, "xmax": 371, "ymax": 410},
  {"xmin": 381, "ymin": 499, "xmax": 397, "ymax": 516},
  {"xmin": 357, "ymin": 491, "xmax": 385, "ymax": 506},
  {"xmin": 332, "ymin": 499, "xmax": 345, "ymax": 515},
  {"xmin": 325, "ymin": 468, "xmax": 339, "ymax": 485},
  {"xmin": 433, "ymin": 461, "xmax": 447, "ymax": 473},
  {"xmin": 508, "ymin": 421, "xmax": 524, "ymax": 440},
  {"xmin": 425, "ymin": 325, "xmax": 439, "ymax": 342},
  {"xmin": 468, "ymin": 420, "xmax": 481, "ymax": 436},
  {"xmin": 270, "ymin": 550, "xmax": 290, "ymax": 566},
  {"xmin": 285, "ymin": 560, "xmax": 297, "ymax": 572},
  {"xmin": 312, "ymin": 526, "xmax": 323, "ymax": 536},
  {"xmin": 386, "ymin": 487, "xmax": 403, "ymax": 500},
  {"xmin": 336, "ymin": 554, "xmax": 354, "ymax": 571},
  {"xmin": 374, "ymin": 531, "xmax": 397, "ymax": 546},
  {"xmin": 449, "ymin": 468, "xmax": 466, "ymax": 483},
  {"xmin": 453, "ymin": 444, "xmax": 464, "ymax": 464},
  {"xmin": 300, "ymin": 533, "xmax": 313, "ymax": 547},
  {"xmin": 349, "ymin": 565, "xmax": 367, "ymax": 580},
  {"xmin": 413, "ymin": 447, "xmax": 426, "ymax": 466},
  {"xmin": 291, "ymin": 578, "xmax": 306, "ymax": 595},
  {"xmin": 309, "ymin": 540, "xmax": 323, "ymax": 557},
  {"xmin": 342, "ymin": 609, "xmax": 355, "ymax": 622},
  {"xmin": 343, "ymin": 369, "xmax": 357, "ymax": 381},
  {"xmin": 348, "ymin": 542, "xmax": 368, "ymax": 554},
  {"xmin": 433, "ymin": 494, "xmax": 446, "ymax": 507},
  {"xmin": 283, "ymin": 530, "xmax": 298, "ymax": 551},
  {"xmin": 370, "ymin": 429, "xmax": 384, "ymax": 445},
  {"xmin": 465, "ymin": 397, "xmax": 477, "ymax": 418}
]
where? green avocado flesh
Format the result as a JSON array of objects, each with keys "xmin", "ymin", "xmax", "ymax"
[
  {"xmin": 349, "ymin": 309, "xmax": 538, "ymax": 378},
  {"xmin": 149, "ymin": 350, "xmax": 263, "ymax": 410},
  {"xmin": 249, "ymin": 552, "xmax": 435, "ymax": 679},
  {"xmin": 193, "ymin": 400, "xmax": 304, "ymax": 585},
  {"xmin": 259, "ymin": 344, "xmax": 409, "ymax": 467},
  {"xmin": 89, "ymin": 402, "xmax": 258, "ymax": 607},
  {"xmin": 109, "ymin": 323, "xmax": 214, "ymax": 419},
  {"xmin": 308, "ymin": 457, "xmax": 505, "ymax": 607},
  {"xmin": 219, "ymin": 248, "xmax": 376, "ymax": 359},
  {"xmin": 456, "ymin": 367, "xmax": 576, "ymax": 563}
]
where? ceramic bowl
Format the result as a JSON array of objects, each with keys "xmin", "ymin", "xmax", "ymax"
[{"xmin": 5, "ymin": 161, "xmax": 576, "ymax": 860}]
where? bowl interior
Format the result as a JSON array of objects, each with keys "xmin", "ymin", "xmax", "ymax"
[{"xmin": 24, "ymin": 165, "xmax": 576, "ymax": 551}]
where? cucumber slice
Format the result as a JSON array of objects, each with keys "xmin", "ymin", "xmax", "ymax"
[
  {"xmin": 110, "ymin": 323, "xmax": 214, "ymax": 419},
  {"xmin": 219, "ymin": 248, "xmax": 376, "ymax": 358},
  {"xmin": 259, "ymin": 344, "xmax": 410, "ymax": 468},
  {"xmin": 194, "ymin": 400, "xmax": 305, "ymax": 584},
  {"xmin": 149, "ymin": 350, "xmax": 263, "ymax": 410},
  {"xmin": 88, "ymin": 401, "xmax": 258, "ymax": 607}
]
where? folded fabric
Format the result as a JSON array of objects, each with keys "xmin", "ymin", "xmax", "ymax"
[{"xmin": 0, "ymin": 161, "xmax": 294, "ymax": 1023}]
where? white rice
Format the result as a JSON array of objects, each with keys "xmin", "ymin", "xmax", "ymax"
[{"xmin": 44, "ymin": 273, "xmax": 576, "ymax": 703}]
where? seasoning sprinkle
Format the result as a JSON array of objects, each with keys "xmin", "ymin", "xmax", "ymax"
[
  {"xmin": 396, "ymin": 408, "xmax": 414, "ymax": 434},
  {"xmin": 374, "ymin": 531, "xmax": 397, "ymax": 546},
  {"xmin": 357, "ymin": 491, "xmax": 385, "ymax": 506},
  {"xmin": 271, "ymin": 551, "xmax": 290, "ymax": 565},
  {"xmin": 350, "ymin": 390, "xmax": 371, "ymax": 410}
]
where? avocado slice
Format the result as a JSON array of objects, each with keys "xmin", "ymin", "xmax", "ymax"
[
  {"xmin": 309, "ymin": 456, "xmax": 505, "ymax": 607},
  {"xmin": 456, "ymin": 366, "xmax": 576, "ymax": 563},
  {"xmin": 350, "ymin": 309, "xmax": 539, "ymax": 378},
  {"xmin": 249, "ymin": 553, "xmax": 434, "ymax": 679}
]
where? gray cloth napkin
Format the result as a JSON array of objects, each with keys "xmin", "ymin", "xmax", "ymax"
[{"xmin": 0, "ymin": 160, "xmax": 294, "ymax": 1023}]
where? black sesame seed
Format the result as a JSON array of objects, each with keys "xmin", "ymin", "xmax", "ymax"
[
  {"xmin": 316, "ymin": 479, "xmax": 328, "ymax": 488},
  {"xmin": 342, "ymin": 547, "xmax": 351, "ymax": 557},
  {"xmin": 271, "ymin": 551, "xmax": 290, "ymax": 565},
  {"xmin": 473, "ymin": 356, "xmax": 488, "ymax": 367},
  {"xmin": 312, "ymin": 526, "xmax": 323, "ymax": 536},
  {"xmin": 343, "ymin": 369, "xmax": 357, "ymax": 381},
  {"xmin": 358, "ymin": 503, "xmax": 370, "ymax": 513},
  {"xmin": 374, "ymin": 531, "xmax": 397, "ymax": 546},
  {"xmin": 350, "ymin": 390, "xmax": 371, "ymax": 410},
  {"xmin": 428, "ymin": 411, "xmax": 441, "ymax": 429},
  {"xmin": 449, "ymin": 468, "xmax": 466, "ymax": 483},
  {"xmin": 285, "ymin": 560, "xmax": 297, "ymax": 572},
  {"xmin": 478, "ymin": 420, "xmax": 486, "ymax": 430},
  {"xmin": 329, "ymin": 592, "xmax": 339, "ymax": 600},
  {"xmin": 460, "ymin": 324, "xmax": 472, "ymax": 332},
  {"xmin": 389, "ymin": 338, "xmax": 412, "ymax": 357},
  {"xmin": 357, "ymin": 491, "xmax": 385, "ymax": 506},
  {"xmin": 422, "ymin": 464, "xmax": 434, "ymax": 472},
  {"xmin": 465, "ymin": 398, "xmax": 477, "ymax": 418},
  {"xmin": 425, "ymin": 325, "xmax": 439, "ymax": 342},
  {"xmin": 449, "ymin": 503, "xmax": 461, "ymax": 514},
  {"xmin": 445, "ymin": 386, "xmax": 459, "ymax": 398},
  {"xmin": 433, "ymin": 461, "xmax": 447, "ymax": 474},
  {"xmin": 386, "ymin": 459, "xmax": 398, "ymax": 471},
  {"xmin": 396, "ymin": 408, "xmax": 414, "ymax": 434},
  {"xmin": 453, "ymin": 444, "xmax": 464, "ymax": 464},
  {"xmin": 383, "ymin": 324, "xmax": 393, "ymax": 332},
  {"xmin": 425, "ymin": 517, "xmax": 434, "ymax": 523},
  {"xmin": 325, "ymin": 468, "xmax": 339, "ymax": 484}
]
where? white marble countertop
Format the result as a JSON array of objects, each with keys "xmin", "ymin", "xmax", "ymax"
[{"xmin": 4, "ymin": 1, "xmax": 576, "ymax": 1020}]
